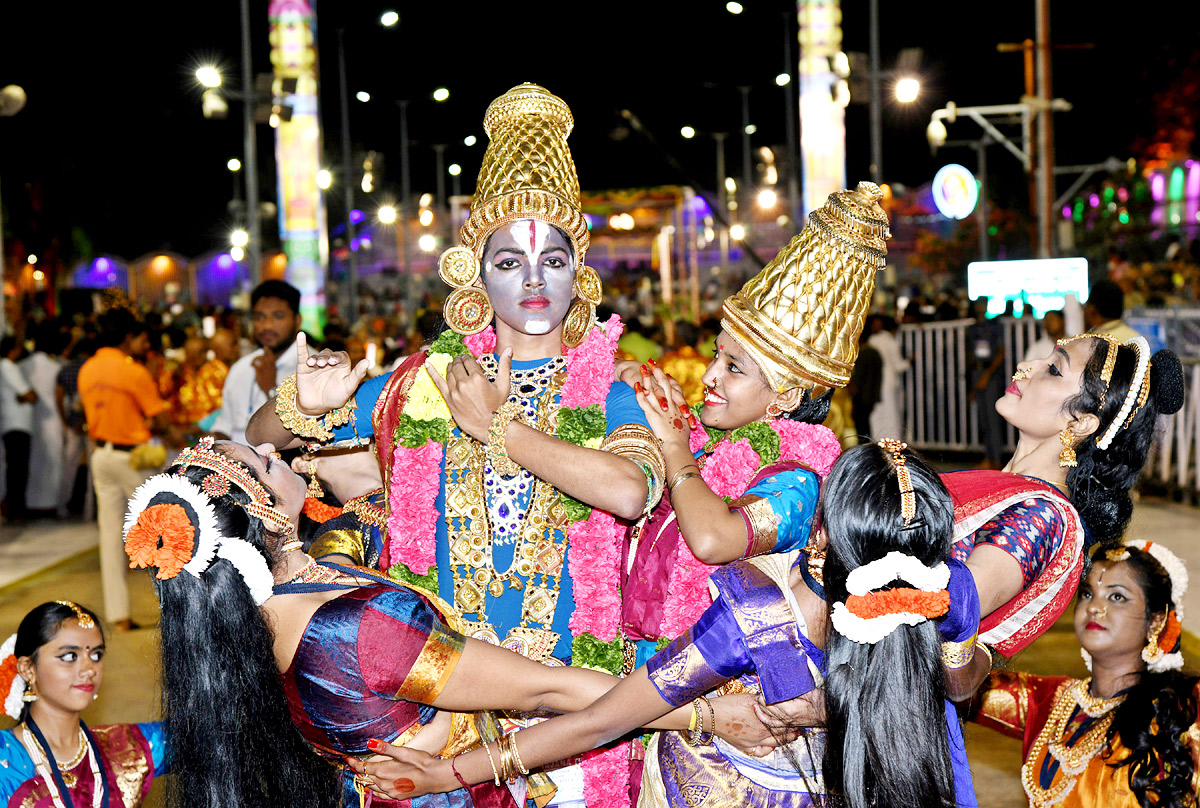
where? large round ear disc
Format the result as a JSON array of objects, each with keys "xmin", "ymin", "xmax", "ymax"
[
  {"xmin": 575, "ymin": 266, "xmax": 602, "ymax": 305},
  {"xmin": 438, "ymin": 246, "xmax": 480, "ymax": 289},
  {"xmin": 443, "ymin": 287, "xmax": 494, "ymax": 335}
]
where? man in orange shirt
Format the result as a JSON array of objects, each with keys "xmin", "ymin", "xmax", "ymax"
[{"xmin": 78, "ymin": 309, "xmax": 173, "ymax": 632}]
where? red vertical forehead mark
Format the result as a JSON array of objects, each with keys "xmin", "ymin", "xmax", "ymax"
[{"xmin": 529, "ymin": 220, "xmax": 537, "ymax": 254}]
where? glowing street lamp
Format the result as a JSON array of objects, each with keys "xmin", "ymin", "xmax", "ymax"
[
  {"xmin": 464, "ymin": 135, "xmax": 477, "ymax": 147},
  {"xmin": 448, "ymin": 163, "xmax": 462, "ymax": 176},
  {"xmin": 377, "ymin": 205, "xmax": 397, "ymax": 224},
  {"xmin": 775, "ymin": 73, "xmax": 791, "ymax": 87},
  {"xmin": 895, "ymin": 77, "xmax": 920, "ymax": 103},
  {"xmin": 726, "ymin": 2, "xmax": 743, "ymax": 13},
  {"xmin": 356, "ymin": 91, "xmax": 371, "ymax": 103},
  {"xmin": 316, "ymin": 168, "xmax": 332, "ymax": 190},
  {"xmin": 26, "ymin": 254, "xmax": 37, "ymax": 265},
  {"xmin": 418, "ymin": 234, "xmax": 436, "ymax": 251},
  {"xmin": 227, "ymin": 158, "xmax": 242, "ymax": 172},
  {"xmin": 380, "ymin": 10, "xmax": 399, "ymax": 26},
  {"xmin": 230, "ymin": 229, "xmax": 249, "ymax": 248},
  {"xmin": 231, "ymin": 246, "xmax": 245, "ymax": 261},
  {"xmin": 757, "ymin": 189, "xmax": 777, "ymax": 209},
  {"xmin": 680, "ymin": 126, "xmax": 696, "ymax": 139},
  {"xmin": 730, "ymin": 224, "xmax": 746, "ymax": 240},
  {"xmin": 418, "ymin": 208, "xmax": 434, "ymax": 227},
  {"xmin": 432, "ymin": 88, "xmax": 450, "ymax": 102},
  {"xmin": 195, "ymin": 66, "xmax": 222, "ymax": 88}
]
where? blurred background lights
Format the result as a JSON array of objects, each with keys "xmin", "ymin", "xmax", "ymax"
[
  {"xmin": 730, "ymin": 224, "xmax": 746, "ymax": 240},
  {"xmin": 418, "ymin": 234, "xmax": 436, "ymax": 251},
  {"xmin": 418, "ymin": 208, "xmax": 434, "ymax": 226},
  {"xmin": 448, "ymin": 163, "xmax": 462, "ymax": 176},
  {"xmin": 226, "ymin": 158, "xmax": 241, "ymax": 172},
  {"xmin": 230, "ymin": 246, "xmax": 245, "ymax": 261},
  {"xmin": 432, "ymin": 88, "xmax": 449, "ymax": 102},
  {"xmin": 894, "ymin": 77, "xmax": 920, "ymax": 103},
  {"xmin": 230, "ymin": 229, "xmax": 249, "ymax": 248},
  {"xmin": 775, "ymin": 73, "xmax": 791, "ymax": 87},
  {"xmin": 195, "ymin": 66, "xmax": 221, "ymax": 88},
  {"xmin": 726, "ymin": 1, "xmax": 743, "ymax": 13},
  {"xmin": 379, "ymin": 10, "xmax": 399, "ymax": 26},
  {"xmin": 355, "ymin": 91, "xmax": 370, "ymax": 103},
  {"xmin": 463, "ymin": 135, "xmax": 477, "ymax": 147},
  {"xmin": 680, "ymin": 126, "xmax": 696, "ymax": 139},
  {"xmin": 377, "ymin": 205, "xmax": 397, "ymax": 224},
  {"xmin": 316, "ymin": 168, "xmax": 332, "ymax": 189}
]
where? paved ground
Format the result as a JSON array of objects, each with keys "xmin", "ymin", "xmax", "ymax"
[{"xmin": 1, "ymin": 498, "xmax": 1197, "ymax": 807}]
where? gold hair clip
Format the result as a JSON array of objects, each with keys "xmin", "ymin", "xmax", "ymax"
[
  {"xmin": 877, "ymin": 438, "xmax": 916, "ymax": 525},
  {"xmin": 54, "ymin": 601, "xmax": 95, "ymax": 630}
]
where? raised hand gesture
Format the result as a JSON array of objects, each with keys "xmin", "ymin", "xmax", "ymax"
[
  {"xmin": 427, "ymin": 347, "xmax": 513, "ymax": 442},
  {"xmin": 294, "ymin": 332, "xmax": 370, "ymax": 415}
]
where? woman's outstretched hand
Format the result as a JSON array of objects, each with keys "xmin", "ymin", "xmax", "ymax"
[
  {"xmin": 346, "ymin": 741, "xmax": 457, "ymax": 800},
  {"xmin": 712, "ymin": 692, "xmax": 794, "ymax": 757}
]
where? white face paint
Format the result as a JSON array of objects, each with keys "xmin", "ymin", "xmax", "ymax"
[{"xmin": 482, "ymin": 219, "xmax": 576, "ymax": 337}]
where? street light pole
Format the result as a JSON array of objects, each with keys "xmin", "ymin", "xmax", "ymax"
[
  {"xmin": 398, "ymin": 100, "xmax": 413, "ymax": 312},
  {"xmin": 433, "ymin": 143, "xmax": 447, "ymax": 244},
  {"xmin": 738, "ymin": 86, "xmax": 752, "ymax": 191},
  {"xmin": 240, "ymin": 0, "xmax": 260, "ymax": 286},
  {"xmin": 337, "ymin": 29, "xmax": 358, "ymax": 318},
  {"xmin": 713, "ymin": 132, "xmax": 729, "ymax": 278},
  {"xmin": 1034, "ymin": 0, "xmax": 1055, "ymax": 257},
  {"xmin": 782, "ymin": 11, "xmax": 802, "ymax": 228},
  {"xmin": 868, "ymin": 0, "xmax": 883, "ymax": 184}
]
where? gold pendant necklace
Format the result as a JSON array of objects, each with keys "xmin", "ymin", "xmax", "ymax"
[
  {"xmin": 1020, "ymin": 679, "xmax": 1123, "ymax": 807},
  {"xmin": 57, "ymin": 731, "xmax": 87, "ymax": 788}
]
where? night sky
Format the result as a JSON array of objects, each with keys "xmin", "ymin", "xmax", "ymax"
[{"xmin": 1, "ymin": 0, "xmax": 1197, "ymax": 265}]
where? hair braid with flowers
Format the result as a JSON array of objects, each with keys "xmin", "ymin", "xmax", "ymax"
[{"xmin": 126, "ymin": 441, "xmax": 338, "ymax": 808}]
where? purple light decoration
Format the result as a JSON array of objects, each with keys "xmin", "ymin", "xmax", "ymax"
[
  {"xmin": 1151, "ymin": 172, "xmax": 1166, "ymax": 203},
  {"xmin": 217, "ymin": 254, "xmax": 234, "ymax": 270},
  {"xmin": 1088, "ymin": 193, "xmax": 1100, "ymax": 208},
  {"xmin": 1188, "ymin": 162, "xmax": 1200, "ymax": 200},
  {"xmin": 359, "ymin": 235, "xmax": 371, "ymax": 248},
  {"xmin": 1062, "ymin": 205, "xmax": 1072, "ymax": 219},
  {"xmin": 349, "ymin": 209, "xmax": 365, "ymax": 225},
  {"xmin": 350, "ymin": 237, "xmax": 361, "ymax": 251},
  {"xmin": 94, "ymin": 257, "xmax": 111, "ymax": 273},
  {"xmin": 689, "ymin": 195, "xmax": 713, "ymax": 218}
]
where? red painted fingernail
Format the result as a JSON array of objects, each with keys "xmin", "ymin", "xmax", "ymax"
[
  {"xmin": 634, "ymin": 381, "xmax": 644, "ymax": 394},
  {"xmin": 659, "ymin": 397, "xmax": 669, "ymax": 411},
  {"xmin": 689, "ymin": 413, "xmax": 699, "ymax": 428},
  {"xmin": 366, "ymin": 739, "xmax": 384, "ymax": 752},
  {"xmin": 648, "ymin": 358, "xmax": 658, "ymax": 367},
  {"xmin": 640, "ymin": 364, "xmax": 650, "ymax": 376}
]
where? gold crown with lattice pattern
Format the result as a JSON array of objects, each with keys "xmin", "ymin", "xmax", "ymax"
[
  {"xmin": 722, "ymin": 181, "xmax": 890, "ymax": 394},
  {"xmin": 458, "ymin": 83, "xmax": 589, "ymax": 264}
]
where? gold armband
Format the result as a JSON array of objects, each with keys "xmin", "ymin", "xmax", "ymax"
[
  {"xmin": 940, "ymin": 633, "xmax": 978, "ymax": 670},
  {"xmin": 487, "ymin": 401, "xmax": 524, "ymax": 477},
  {"xmin": 730, "ymin": 494, "xmax": 781, "ymax": 558},
  {"xmin": 601, "ymin": 424, "xmax": 667, "ymax": 515},
  {"xmin": 275, "ymin": 374, "xmax": 356, "ymax": 442}
]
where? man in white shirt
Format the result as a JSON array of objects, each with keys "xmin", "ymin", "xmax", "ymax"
[
  {"xmin": 210, "ymin": 281, "xmax": 303, "ymax": 444},
  {"xmin": 0, "ymin": 336, "xmax": 37, "ymax": 522},
  {"xmin": 1023, "ymin": 309, "xmax": 1066, "ymax": 363},
  {"xmin": 867, "ymin": 314, "xmax": 909, "ymax": 440}
]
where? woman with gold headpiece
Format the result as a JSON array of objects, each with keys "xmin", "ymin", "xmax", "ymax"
[
  {"xmin": 973, "ymin": 541, "xmax": 1197, "ymax": 807},
  {"xmin": 133, "ymin": 438, "xmax": 772, "ymax": 808},
  {"xmin": 0, "ymin": 601, "xmax": 169, "ymax": 808},
  {"xmin": 246, "ymin": 84, "xmax": 669, "ymax": 804}
]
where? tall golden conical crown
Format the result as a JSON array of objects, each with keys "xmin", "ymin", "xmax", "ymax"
[
  {"xmin": 721, "ymin": 181, "xmax": 890, "ymax": 394},
  {"xmin": 459, "ymin": 83, "xmax": 589, "ymax": 263}
]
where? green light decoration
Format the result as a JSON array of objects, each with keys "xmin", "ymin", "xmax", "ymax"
[{"xmin": 1169, "ymin": 167, "xmax": 1185, "ymax": 202}]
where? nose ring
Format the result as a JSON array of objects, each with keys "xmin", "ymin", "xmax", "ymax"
[{"xmin": 1011, "ymin": 368, "xmax": 1030, "ymax": 382}]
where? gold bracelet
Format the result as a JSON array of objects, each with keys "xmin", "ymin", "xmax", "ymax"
[
  {"xmin": 669, "ymin": 471, "xmax": 702, "ymax": 494},
  {"xmin": 275, "ymin": 374, "xmax": 357, "ymax": 442},
  {"xmin": 975, "ymin": 639, "xmax": 994, "ymax": 669},
  {"xmin": 482, "ymin": 740, "xmax": 501, "ymax": 786},
  {"xmin": 505, "ymin": 733, "xmax": 529, "ymax": 776},
  {"xmin": 698, "ymin": 695, "xmax": 716, "ymax": 746},
  {"xmin": 487, "ymin": 401, "xmax": 524, "ymax": 477},
  {"xmin": 667, "ymin": 464, "xmax": 700, "ymax": 492}
]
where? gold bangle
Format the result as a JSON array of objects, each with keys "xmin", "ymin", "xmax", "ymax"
[
  {"xmin": 487, "ymin": 401, "xmax": 524, "ymax": 478},
  {"xmin": 669, "ymin": 471, "xmax": 702, "ymax": 494},
  {"xmin": 667, "ymin": 464, "xmax": 700, "ymax": 491},
  {"xmin": 505, "ymin": 733, "xmax": 529, "ymax": 776},
  {"xmin": 275, "ymin": 374, "xmax": 357, "ymax": 442},
  {"xmin": 698, "ymin": 695, "xmax": 716, "ymax": 746},
  {"xmin": 482, "ymin": 740, "xmax": 501, "ymax": 786},
  {"xmin": 975, "ymin": 639, "xmax": 994, "ymax": 669}
]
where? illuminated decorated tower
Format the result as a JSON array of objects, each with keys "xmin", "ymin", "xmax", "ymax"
[
  {"xmin": 798, "ymin": 0, "xmax": 847, "ymax": 217},
  {"xmin": 269, "ymin": 0, "xmax": 327, "ymax": 331}
]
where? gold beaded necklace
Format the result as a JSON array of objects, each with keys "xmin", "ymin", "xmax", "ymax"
[{"xmin": 1021, "ymin": 679, "xmax": 1124, "ymax": 807}]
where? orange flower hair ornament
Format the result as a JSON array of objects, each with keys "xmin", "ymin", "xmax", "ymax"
[
  {"xmin": 830, "ymin": 550, "xmax": 951, "ymax": 644},
  {"xmin": 1, "ymin": 634, "xmax": 24, "ymax": 720},
  {"xmin": 123, "ymin": 470, "xmax": 275, "ymax": 605}
]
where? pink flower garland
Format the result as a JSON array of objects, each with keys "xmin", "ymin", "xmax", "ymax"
[
  {"xmin": 386, "ymin": 439, "xmax": 444, "ymax": 576},
  {"xmin": 566, "ymin": 510, "xmax": 622, "ymax": 641},
  {"xmin": 561, "ymin": 314, "xmax": 623, "ymax": 411},
  {"xmin": 463, "ymin": 327, "xmax": 496, "ymax": 358},
  {"xmin": 659, "ymin": 421, "xmax": 842, "ymax": 639},
  {"xmin": 582, "ymin": 744, "xmax": 633, "ymax": 808}
]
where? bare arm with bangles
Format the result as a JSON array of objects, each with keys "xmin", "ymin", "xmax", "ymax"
[
  {"xmin": 350, "ymin": 666, "xmax": 742, "ymax": 800},
  {"xmin": 634, "ymin": 364, "xmax": 756, "ymax": 564}
]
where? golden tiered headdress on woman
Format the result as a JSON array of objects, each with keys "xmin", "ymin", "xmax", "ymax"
[
  {"xmin": 438, "ymin": 83, "xmax": 600, "ymax": 346},
  {"xmin": 721, "ymin": 181, "xmax": 891, "ymax": 396}
]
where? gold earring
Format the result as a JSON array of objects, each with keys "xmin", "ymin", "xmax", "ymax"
[
  {"xmin": 21, "ymin": 687, "xmax": 37, "ymax": 704},
  {"xmin": 765, "ymin": 401, "xmax": 784, "ymax": 418},
  {"xmin": 306, "ymin": 457, "xmax": 324, "ymax": 499},
  {"xmin": 439, "ymin": 246, "xmax": 494, "ymax": 335},
  {"xmin": 1059, "ymin": 428, "xmax": 1078, "ymax": 468},
  {"xmin": 561, "ymin": 266, "xmax": 601, "ymax": 348}
]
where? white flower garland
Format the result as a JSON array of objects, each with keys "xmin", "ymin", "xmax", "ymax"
[
  {"xmin": 844, "ymin": 551, "xmax": 950, "ymax": 595},
  {"xmin": 1095, "ymin": 336, "xmax": 1150, "ymax": 451},
  {"xmin": 1140, "ymin": 540, "xmax": 1187, "ymax": 672},
  {"xmin": 1, "ymin": 633, "xmax": 25, "ymax": 720},
  {"xmin": 124, "ymin": 475, "xmax": 223, "ymax": 579},
  {"xmin": 217, "ymin": 538, "xmax": 276, "ymax": 606},
  {"xmin": 829, "ymin": 605, "xmax": 932, "ymax": 645}
]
